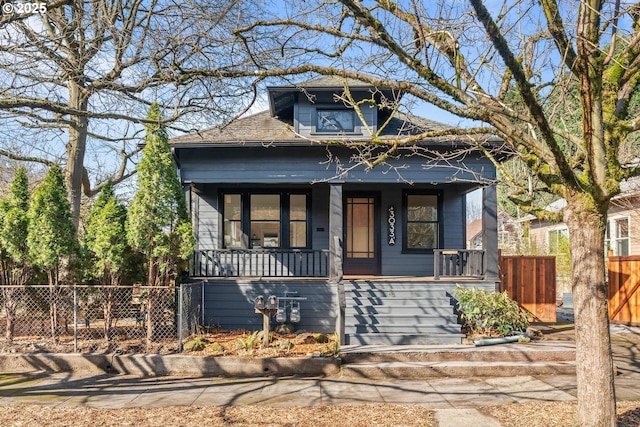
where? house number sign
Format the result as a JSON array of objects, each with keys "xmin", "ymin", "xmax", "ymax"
[{"xmin": 387, "ymin": 205, "xmax": 396, "ymax": 246}]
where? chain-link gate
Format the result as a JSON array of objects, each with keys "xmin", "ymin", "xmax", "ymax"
[{"xmin": 0, "ymin": 284, "xmax": 178, "ymax": 354}]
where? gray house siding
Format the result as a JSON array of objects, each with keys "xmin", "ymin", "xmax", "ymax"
[
  {"xmin": 311, "ymin": 187, "xmax": 330, "ymax": 250},
  {"xmin": 194, "ymin": 190, "xmax": 218, "ymax": 250},
  {"xmin": 202, "ymin": 279, "xmax": 337, "ymax": 332},
  {"xmin": 177, "ymin": 146, "xmax": 496, "ymax": 185}
]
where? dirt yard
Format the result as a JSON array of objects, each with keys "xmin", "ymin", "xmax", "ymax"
[
  {"xmin": 0, "ymin": 401, "xmax": 639, "ymax": 427},
  {"xmin": 0, "ymin": 328, "xmax": 340, "ymax": 357}
]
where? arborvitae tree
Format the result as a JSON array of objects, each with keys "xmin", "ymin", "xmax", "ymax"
[
  {"xmin": 27, "ymin": 164, "xmax": 78, "ymax": 343},
  {"xmin": 85, "ymin": 181, "xmax": 129, "ymax": 341},
  {"xmin": 0, "ymin": 167, "xmax": 33, "ymax": 342},
  {"xmin": 127, "ymin": 103, "xmax": 194, "ymax": 345}
]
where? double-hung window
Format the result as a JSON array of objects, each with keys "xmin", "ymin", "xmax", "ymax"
[
  {"xmin": 222, "ymin": 191, "xmax": 310, "ymax": 249},
  {"xmin": 547, "ymin": 227, "xmax": 569, "ymax": 255},
  {"xmin": 403, "ymin": 191, "xmax": 441, "ymax": 251},
  {"xmin": 606, "ymin": 217, "xmax": 630, "ymax": 256}
]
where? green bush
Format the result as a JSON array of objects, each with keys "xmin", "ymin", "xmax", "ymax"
[
  {"xmin": 452, "ymin": 285, "xmax": 532, "ymax": 336},
  {"xmin": 183, "ymin": 337, "xmax": 209, "ymax": 352}
]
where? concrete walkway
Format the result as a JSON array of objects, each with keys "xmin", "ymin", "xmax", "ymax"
[
  {"xmin": 0, "ymin": 369, "xmax": 639, "ymax": 426},
  {"xmin": 0, "ymin": 371, "xmax": 584, "ymax": 409}
]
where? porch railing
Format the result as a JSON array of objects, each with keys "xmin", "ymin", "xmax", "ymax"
[
  {"xmin": 433, "ymin": 249, "xmax": 485, "ymax": 280},
  {"xmin": 191, "ymin": 249, "xmax": 330, "ymax": 278}
]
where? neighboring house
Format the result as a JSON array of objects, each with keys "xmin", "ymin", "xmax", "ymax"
[
  {"xmin": 466, "ymin": 218, "xmax": 483, "ymax": 249},
  {"xmin": 467, "ymin": 212, "xmax": 522, "ymax": 253},
  {"xmin": 170, "ymin": 77, "xmax": 504, "ymax": 345},
  {"xmin": 521, "ymin": 179, "xmax": 640, "ymax": 299},
  {"xmin": 526, "ymin": 179, "xmax": 640, "ymax": 257}
]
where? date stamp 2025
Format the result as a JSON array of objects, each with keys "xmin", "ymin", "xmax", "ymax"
[{"xmin": 2, "ymin": 2, "xmax": 48, "ymax": 16}]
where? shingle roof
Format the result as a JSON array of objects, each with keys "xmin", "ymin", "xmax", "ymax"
[
  {"xmin": 269, "ymin": 76, "xmax": 374, "ymax": 89},
  {"xmin": 170, "ymin": 109, "xmax": 473, "ymax": 147},
  {"xmin": 170, "ymin": 111, "xmax": 297, "ymax": 145}
]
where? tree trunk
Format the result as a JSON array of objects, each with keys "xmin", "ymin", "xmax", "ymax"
[
  {"xmin": 146, "ymin": 259, "xmax": 160, "ymax": 347},
  {"xmin": 564, "ymin": 199, "xmax": 616, "ymax": 427},
  {"xmin": 103, "ymin": 286, "xmax": 114, "ymax": 342},
  {"xmin": 47, "ymin": 270, "xmax": 60, "ymax": 344},
  {"xmin": 66, "ymin": 81, "xmax": 89, "ymax": 230},
  {"xmin": 4, "ymin": 290, "xmax": 18, "ymax": 343}
]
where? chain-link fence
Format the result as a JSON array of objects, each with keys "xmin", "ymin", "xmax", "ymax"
[{"xmin": 0, "ymin": 284, "xmax": 198, "ymax": 354}]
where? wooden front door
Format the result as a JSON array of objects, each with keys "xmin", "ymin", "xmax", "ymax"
[{"xmin": 343, "ymin": 193, "xmax": 380, "ymax": 275}]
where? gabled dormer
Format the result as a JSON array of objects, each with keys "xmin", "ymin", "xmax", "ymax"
[{"xmin": 267, "ymin": 76, "xmax": 399, "ymax": 139}]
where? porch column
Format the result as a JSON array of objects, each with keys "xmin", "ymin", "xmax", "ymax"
[
  {"xmin": 329, "ymin": 183, "xmax": 343, "ymax": 281},
  {"xmin": 329, "ymin": 183, "xmax": 345, "ymax": 345},
  {"xmin": 482, "ymin": 184, "xmax": 499, "ymax": 284}
]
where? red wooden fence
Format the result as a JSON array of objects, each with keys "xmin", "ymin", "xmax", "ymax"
[
  {"xmin": 608, "ymin": 256, "xmax": 640, "ymax": 325},
  {"xmin": 499, "ymin": 255, "xmax": 557, "ymax": 322}
]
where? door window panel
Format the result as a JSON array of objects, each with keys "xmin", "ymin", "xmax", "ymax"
[{"xmin": 346, "ymin": 197, "xmax": 374, "ymax": 258}]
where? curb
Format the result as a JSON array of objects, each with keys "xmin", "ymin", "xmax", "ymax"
[{"xmin": 0, "ymin": 353, "xmax": 341, "ymax": 377}]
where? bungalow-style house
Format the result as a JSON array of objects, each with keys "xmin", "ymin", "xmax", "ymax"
[{"xmin": 171, "ymin": 77, "xmax": 503, "ymax": 345}]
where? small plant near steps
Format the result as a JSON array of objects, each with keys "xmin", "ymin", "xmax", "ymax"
[
  {"xmin": 452, "ymin": 285, "xmax": 533, "ymax": 342},
  {"xmin": 182, "ymin": 329, "xmax": 340, "ymax": 357}
]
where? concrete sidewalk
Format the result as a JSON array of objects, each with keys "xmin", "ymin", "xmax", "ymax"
[
  {"xmin": 0, "ymin": 313, "xmax": 638, "ymax": 427},
  {"xmin": 0, "ymin": 370, "xmax": 639, "ymax": 426}
]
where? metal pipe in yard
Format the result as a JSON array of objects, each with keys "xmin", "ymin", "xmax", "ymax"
[
  {"xmin": 73, "ymin": 287, "xmax": 78, "ymax": 352},
  {"xmin": 201, "ymin": 281, "xmax": 205, "ymax": 326},
  {"xmin": 473, "ymin": 334, "xmax": 530, "ymax": 347},
  {"xmin": 177, "ymin": 283, "xmax": 183, "ymax": 352}
]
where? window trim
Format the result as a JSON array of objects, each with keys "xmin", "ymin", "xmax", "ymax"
[
  {"xmin": 606, "ymin": 215, "xmax": 630, "ymax": 256},
  {"xmin": 220, "ymin": 189, "xmax": 312, "ymax": 250},
  {"xmin": 401, "ymin": 190, "xmax": 443, "ymax": 253},
  {"xmin": 310, "ymin": 105, "xmax": 363, "ymax": 136},
  {"xmin": 547, "ymin": 226, "xmax": 569, "ymax": 255}
]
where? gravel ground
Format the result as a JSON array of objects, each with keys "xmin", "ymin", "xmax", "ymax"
[{"xmin": 0, "ymin": 402, "xmax": 639, "ymax": 426}]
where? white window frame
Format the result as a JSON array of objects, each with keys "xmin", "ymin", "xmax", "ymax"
[
  {"xmin": 547, "ymin": 226, "xmax": 569, "ymax": 255},
  {"xmin": 606, "ymin": 215, "xmax": 630, "ymax": 256}
]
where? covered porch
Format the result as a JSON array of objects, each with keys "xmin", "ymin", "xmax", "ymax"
[
  {"xmin": 189, "ymin": 183, "xmax": 499, "ymax": 282},
  {"xmin": 191, "ymin": 247, "xmax": 487, "ymax": 280}
]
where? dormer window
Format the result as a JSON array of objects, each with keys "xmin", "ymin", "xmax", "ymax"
[{"xmin": 316, "ymin": 109, "xmax": 355, "ymax": 133}]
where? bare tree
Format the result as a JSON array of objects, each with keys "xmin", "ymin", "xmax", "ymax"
[
  {"xmin": 0, "ymin": 0, "xmax": 261, "ymax": 227},
  {"xmin": 172, "ymin": 1, "xmax": 640, "ymax": 425}
]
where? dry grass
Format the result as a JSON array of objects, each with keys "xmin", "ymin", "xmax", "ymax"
[
  {"xmin": 0, "ymin": 404, "xmax": 436, "ymax": 427},
  {"xmin": 1, "ymin": 402, "xmax": 639, "ymax": 426},
  {"xmin": 484, "ymin": 401, "xmax": 640, "ymax": 427}
]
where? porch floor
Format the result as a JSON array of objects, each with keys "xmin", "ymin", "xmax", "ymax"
[{"xmin": 343, "ymin": 275, "xmax": 493, "ymax": 282}]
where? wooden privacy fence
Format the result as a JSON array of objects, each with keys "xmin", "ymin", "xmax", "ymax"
[
  {"xmin": 608, "ymin": 256, "xmax": 640, "ymax": 325},
  {"xmin": 499, "ymin": 255, "xmax": 557, "ymax": 322}
]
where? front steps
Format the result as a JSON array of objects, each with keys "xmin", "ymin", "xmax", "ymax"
[
  {"xmin": 339, "ymin": 342, "xmax": 577, "ymax": 378},
  {"xmin": 343, "ymin": 279, "xmax": 495, "ymax": 345}
]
